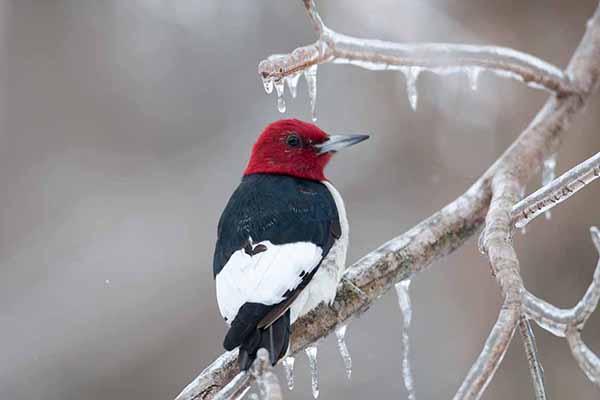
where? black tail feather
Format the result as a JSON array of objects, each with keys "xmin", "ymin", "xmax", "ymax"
[
  {"xmin": 223, "ymin": 303, "xmax": 270, "ymax": 351},
  {"xmin": 236, "ymin": 309, "xmax": 291, "ymax": 371}
]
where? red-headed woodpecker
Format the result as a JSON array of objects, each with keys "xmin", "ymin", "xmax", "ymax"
[{"xmin": 213, "ymin": 119, "xmax": 369, "ymax": 370}]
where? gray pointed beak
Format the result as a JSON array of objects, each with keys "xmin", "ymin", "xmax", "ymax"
[{"xmin": 316, "ymin": 133, "xmax": 370, "ymax": 154}]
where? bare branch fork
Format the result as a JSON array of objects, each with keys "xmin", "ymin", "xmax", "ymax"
[{"xmin": 175, "ymin": 2, "xmax": 600, "ymax": 399}]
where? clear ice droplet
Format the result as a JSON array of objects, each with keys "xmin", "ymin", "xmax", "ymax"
[{"xmin": 277, "ymin": 97, "xmax": 286, "ymax": 113}]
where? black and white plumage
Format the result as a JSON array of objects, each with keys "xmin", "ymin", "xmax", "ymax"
[{"xmin": 212, "ymin": 119, "xmax": 366, "ymax": 370}]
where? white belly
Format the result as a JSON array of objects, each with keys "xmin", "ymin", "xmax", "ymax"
[{"xmin": 290, "ymin": 181, "xmax": 349, "ymax": 322}]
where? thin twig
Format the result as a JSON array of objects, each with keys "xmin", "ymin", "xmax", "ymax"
[
  {"xmin": 512, "ymin": 151, "xmax": 600, "ymax": 228},
  {"xmin": 523, "ymin": 227, "xmax": 600, "ymax": 387},
  {"xmin": 518, "ymin": 316, "xmax": 547, "ymax": 400}
]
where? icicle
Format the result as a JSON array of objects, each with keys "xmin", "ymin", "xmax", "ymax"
[
  {"xmin": 467, "ymin": 67, "xmax": 482, "ymax": 91},
  {"xmin": 395, "ymin": 279, "xmax": 416, "ymax": 400},
  {"xmin": 402, "ymin": 67, "xmax": 422, "ymax": 111},
  {"xmin": 304, "ymin": 64, "xmax": 318, "ymax": 121},
  {"xmin": 262, "ymin": 77, "xmax": 274, "ymax": 94},
  {"xmin": 335, "ymin": 324, "xmax": 352, "ymax": 379},
  {"xmin": 282, "ymin": 356, "xmax": 295, "ymax": 390},
  {"xmin": 521, "ymin": 226, "xmax": 527, "ymax": 235},
  {"xmin": 274, "ymin": 79, "xmax": 286, "ymax": 113},
  {"xmin": 401, "ymin": 67, "xmax": 423, "ymax": 111},
  {"xmin": 286, "ymin": 73, "xmax": 301, "ymax": 98},
  {"xmin": 304, "ymin": 345, "xmax": 319, "ymax": 399},
  {"xmin": 542, "ymin": 154, "xmax": 557, "ymax": 219}
]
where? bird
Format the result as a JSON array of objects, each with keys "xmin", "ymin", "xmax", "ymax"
[{"xmin": 213, "ymin": 118, "xmax": 369, "ymax": 371}]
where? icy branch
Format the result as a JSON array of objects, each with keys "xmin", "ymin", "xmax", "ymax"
[
  {"xmin": 258, "ymin": 0, "xmax": 576, "ymax": 116},
  {"xmin": 176, "ymin": 179, "xmax": 490, "ymax": 400},
  {"xmin": 455, "ymin": 174, "xmax": 524, "ymax": 399},
  {"xmin": 512, "ymin": 151, "xmax": 600, "ymax": 228},
  {"xmin": 175, "ymin": 2, "xmax": 600, "ymax": 399},
  {"xmin": 451, "ymin": 2, "xmax": 600, "ymax": 396},
  {"xmin": 517, "ymin": 317, "xmax": 547, "ymax": 400},
  {"xmin": 523, "ymin": 227, "xmax": 600, "ymax": 387}
]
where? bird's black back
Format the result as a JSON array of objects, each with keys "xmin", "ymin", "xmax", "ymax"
[{"xmin": 213, "ymin": 173, "xmax": 340, "ymax": 278}]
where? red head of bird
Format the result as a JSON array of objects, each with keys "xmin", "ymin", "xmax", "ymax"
[{"xmin": 244, "ymin": 119, "xmax": 369, "ymax": 181}]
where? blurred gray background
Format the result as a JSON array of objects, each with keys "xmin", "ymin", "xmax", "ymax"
[{"xmin": 1, "ymin": 1, "xmax": 599, "ymax": 399}]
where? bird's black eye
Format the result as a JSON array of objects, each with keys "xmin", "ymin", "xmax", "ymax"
[{"xmin": 286, "ymin": 133, "xmax": 302, "ymax": 148}]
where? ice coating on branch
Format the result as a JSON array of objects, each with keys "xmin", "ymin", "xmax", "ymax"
[
  {"xmin": 513, "ymin": 153, "xmax": 600, "ymax": 229},
  {"xmin": 467, "ymin": 67, "xmax": 482, "ymax": 90},
  {"xmin": 304, "ymin": 64, "xmax": 318, "ymax": 121},
  {"xmin": 286, "ymin": 73, "xmax": 301, "ymax": 98},
  {"xmin": 478, "ymin": 227, "xmax": 487, "ymax": 255},
  {"xmin": 282, "ymin": 356, "xmax": 295, "ymax": 390},
  {"xmin": 402, "ymin": 67, "xmax": 422, "ymax": 111},
  {"xmin": 542, "ymin": 154, "xmax": 557, "ymax": 219},
  {"xmin": 335, "ymin": 324, "xmax": 352, "ymax": 379},
  {"xmin": 592, "ymin": 226, "xmax": 600, "ymax": 251},
  {"xmin": 395, "ymin": 279, "xmax": 416, "ymax": 400},
  {"xmin": 212, "ymin": 370, "xmax": 251, "ymax": 400},
  {"xmin": 305, "ymin": 345, "xmax": 319, "ymax": 398},
  {"xmin": 232, "ymin": 387, "xmax": 251, "ymax": 400},
  {"xmin": 525, "ymin": 225, "xmax": 600, "ymax": 343},
  {"xmin": 259, "ymin": 11, "xmax": 573, "ymax": 120},
  {"xmin": 274, "ymin": 79, "xmax": 286, "ymax": 113}
]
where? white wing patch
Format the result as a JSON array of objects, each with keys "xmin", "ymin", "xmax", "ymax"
[{"xmin": 216, "ymin": 240, "xmax": 323, "ymax": 323}]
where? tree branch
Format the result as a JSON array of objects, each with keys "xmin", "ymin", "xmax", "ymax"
[
  {"xmin": 175, "ymin": 2, "xmax": 600, "ymax": 399},
  {"xmin": 523, "ymin": 227, "xmax": 600, "ymax": 387},
  {"xmin": 176, "ymin": 181, "xmax": 490, "ymax": 400},
  {"xmin": 258, "ymin": 0, "xmax": 576, "ymax": 95},
  {"xmin": 518, "ymin": 316, "xmax": 547, "ymax": 400},
  {"xmin": 452, "ymin": 3, "xmax": 600, "ymax": 395},
  {"xmin": 455, "ymin": 173, "xmax": 524, "ymax": 399},
  {"xmin": 512, "ymin": 151, "xmax": 600, "ymax": 228}
]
